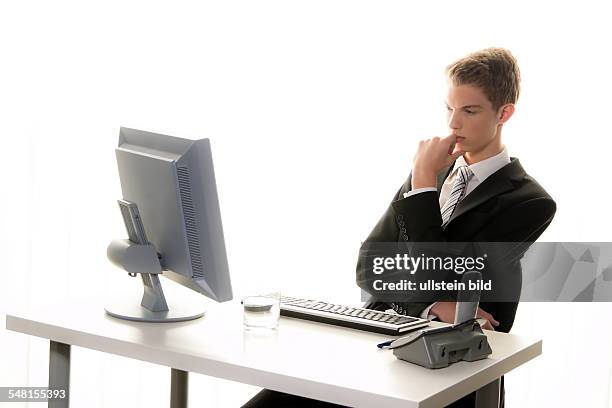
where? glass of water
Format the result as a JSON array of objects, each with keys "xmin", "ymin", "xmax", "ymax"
[{"xmin": 242, "ymin": 292, "xmax": 281, "ymax": 330}]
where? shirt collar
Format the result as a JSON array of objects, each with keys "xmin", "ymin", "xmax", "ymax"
[{"xmin": 451, "ymin": 147, "xmax": 511, "ymax": 183}]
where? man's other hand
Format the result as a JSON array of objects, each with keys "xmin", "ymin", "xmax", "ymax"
[{"xmin": 430, "ymin": 301, "xmax": 500, "ymax": 331}]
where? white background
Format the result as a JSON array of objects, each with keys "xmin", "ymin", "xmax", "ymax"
[{"xmin": 1, "ymin": 0, "xmax": 611, "ymax": 407}]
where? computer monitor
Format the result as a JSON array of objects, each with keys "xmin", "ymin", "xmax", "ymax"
[{"xmin": 105, "ymin": 127, "xmax": 233, "ymax": 322}]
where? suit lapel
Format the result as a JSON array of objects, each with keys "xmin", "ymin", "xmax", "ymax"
[
  {"xmin": 448, "ymin": 158, "xmax": 524, "ymax": 225},
  {"xmin": 449, "ymin": 178, "xmax": 513, "ymax": 223}
]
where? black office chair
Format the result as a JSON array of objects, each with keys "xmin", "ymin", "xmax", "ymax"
[{"xmin": 242, "ymin": 389, "xmax": 349, "ymax": 408}]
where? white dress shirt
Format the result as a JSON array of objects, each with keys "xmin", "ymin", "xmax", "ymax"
[{"xmin": 399, "ymin": 147, "xmax": 511, "ymax": 319}]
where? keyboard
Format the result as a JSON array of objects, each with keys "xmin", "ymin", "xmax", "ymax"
[{"xmin": 280, "ymin": 296, "xmax": 430, "ymax": 335}]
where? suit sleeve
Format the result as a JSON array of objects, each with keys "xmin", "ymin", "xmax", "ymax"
[
  {"xmin": 357, "ymin": 177, "xmax": 434, "ymax": 315},
  {"xmin": 392, "ymin": 191, "xmax": 445, "ymax": 242}
]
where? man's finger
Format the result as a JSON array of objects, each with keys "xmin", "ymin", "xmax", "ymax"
[
  {"xmin": 443, "ymin": 133, "xmax": 457, "ymax": 145},
  {"xmin": 487, "ymin": 314, "xmax": 500, "ymax": 326},
  {"xmin": 450, "ymin": 150, "xmax": 464, "ymax": 161},
  {"xmin": 477, "ymin": 309, "xmax": 500, "ymax": 326}
]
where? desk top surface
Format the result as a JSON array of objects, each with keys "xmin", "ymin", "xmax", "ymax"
[{"xmin": 5, "ymin": 298, "xmax": 541, "ymax": 408}]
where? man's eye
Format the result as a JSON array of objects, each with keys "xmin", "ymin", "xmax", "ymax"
[{"xmin": 465, "ymin": 110, "xmax": 475, "ymax": 115}]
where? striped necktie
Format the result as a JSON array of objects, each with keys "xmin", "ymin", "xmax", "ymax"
[{"xmin": 440, "ymin": 165, "xmax": 473, "ymax": 229}]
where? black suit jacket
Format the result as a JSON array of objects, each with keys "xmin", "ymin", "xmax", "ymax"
[{"xmin": 358, "ymin": 157, "xmax": 556, "ymax": 333}]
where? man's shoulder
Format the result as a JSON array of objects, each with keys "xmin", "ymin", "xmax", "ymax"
[{"xmin": 506, "ymin": 157, "xmax": 554, "ymax": 200}]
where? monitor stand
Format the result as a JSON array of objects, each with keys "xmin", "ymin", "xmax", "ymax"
[
  {"xmin": 105, "ymin": 272, "xmax": 205, "ymax": 323},
  {"xmin": 105, "ymin": 199, "xmax": 205, "ymax": 323}
]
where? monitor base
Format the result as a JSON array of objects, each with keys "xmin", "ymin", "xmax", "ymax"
[{"xmin": 105, "ymin": 302, "xmax": 205, "ymax": 323}]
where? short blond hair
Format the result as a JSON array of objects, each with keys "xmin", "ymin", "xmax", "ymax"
[{"xmin": 446, "ymin": 47, "xmax": 521, "ymax": 111}]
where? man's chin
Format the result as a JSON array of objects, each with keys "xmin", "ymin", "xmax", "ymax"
[{"xmin": 455, "ymin": 142, "xmax": 468, "ymax": 152}]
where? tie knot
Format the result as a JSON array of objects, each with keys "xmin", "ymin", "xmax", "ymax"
[{"xmin": 457, "ymin": 165, "xmax": 473, "ymax": 182}]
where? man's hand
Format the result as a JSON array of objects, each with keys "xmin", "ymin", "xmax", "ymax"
[
  {"xmin": 412, "ymin": 134, "xmax": 464, "ymax": 189},
  {"xmin": 430, "ymin": 301, "xmax": 500, "ymax": 331}
]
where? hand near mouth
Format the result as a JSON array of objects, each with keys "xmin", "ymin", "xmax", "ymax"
[
  {"xmin": 449, "ymin": 135, "xmax": 465, "ymax": 155},
  {"xmin": 411, "ymin": 134, "xmax": 464, "ymax": 189}
]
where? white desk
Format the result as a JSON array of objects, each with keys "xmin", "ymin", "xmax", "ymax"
[{"xmin": 5, "ymin": 299, "xmax": 541, "ymax": 408}]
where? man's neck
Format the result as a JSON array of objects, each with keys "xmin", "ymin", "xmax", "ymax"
[{"xmin": 463, "ymin": 136, "xmax": 504, "ymax": 165}]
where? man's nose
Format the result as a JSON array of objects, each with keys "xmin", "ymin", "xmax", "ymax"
[{"xmin": 448, "ymin": 111, "xmax": 461, "ymax": 130}]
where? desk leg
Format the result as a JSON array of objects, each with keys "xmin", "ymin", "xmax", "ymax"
[
  {"xmin": 475, "ymin": 377, "xmax": 500, "ymax": 408},
  {"xmin": 170, "ymin": 368, "xmax": 188, "ymax": 408},
  {"xmin": 49, "ymin": 341, "xmax": 70, "ymax": 408}
]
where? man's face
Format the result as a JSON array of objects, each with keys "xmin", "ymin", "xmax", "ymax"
[{"xmin": 445, "ymin": 82, "xmax": 503, "ymax": 154}]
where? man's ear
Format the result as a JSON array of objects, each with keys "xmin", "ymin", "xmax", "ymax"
[{"xmin": 498, "ymin": 104, "xmax": 515, "ymax": 124}]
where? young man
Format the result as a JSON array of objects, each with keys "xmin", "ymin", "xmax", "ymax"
[
  {"xmin": 359, "ymin": 47, "xmax": 556, "ymax": 408},
  {"xmin": 363, "ymin": 47, "xmax": 555, "ymax": 329},
  {"xmin": 243, "ymin": 48, "xmax": 555, "ymax": 408}
]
